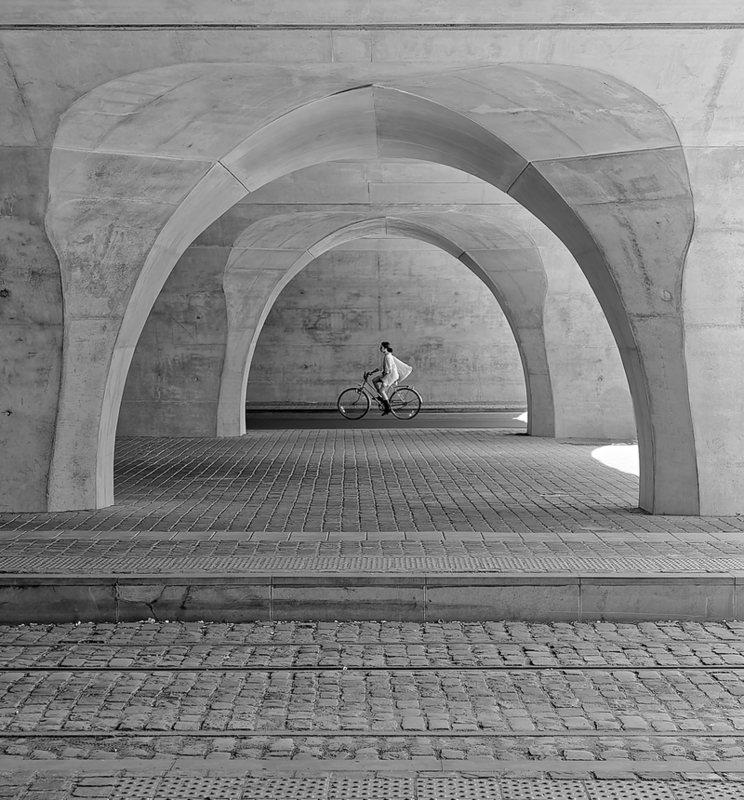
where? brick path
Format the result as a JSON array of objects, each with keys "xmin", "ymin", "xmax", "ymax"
[
  {"xmin": 2, "ymin": 622, "xmax": 744, "ymax": 796},
  {"xmin": 3, "ymin": 430, "xmax": 744, "ymax": 794},
  {"xmin": 0, "ymin": 431, "xmax": 742, "ymax": 534},
  {"xmin": 4, "ymin": 530, "xmax": 744, "ymax": 574}
]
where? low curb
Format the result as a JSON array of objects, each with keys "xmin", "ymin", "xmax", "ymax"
[{"xmin": 0, "ymin": 571, "xmax": 741, "ymax": 623}]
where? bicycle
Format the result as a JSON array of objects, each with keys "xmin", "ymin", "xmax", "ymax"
[{"xmin": 337, "ymin": 373, "xmax": 422, "ymax": 420}]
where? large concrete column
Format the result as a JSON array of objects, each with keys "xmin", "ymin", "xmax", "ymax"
[
  {"xmin": 46, "ymin": 158, "xmax": 247, "ymax": 509},
  {"xmin": 684, "ymin": 146, "xmax": 744, "ymax": 515},
  {"xmin": 0, "ymin": 146, "xmax": 62, "ymax": 511}
]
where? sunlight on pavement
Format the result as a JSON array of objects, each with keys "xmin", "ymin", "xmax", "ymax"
[{"xmin": 591, "ymin": 444, "xmax": 640, "ymax": 477}]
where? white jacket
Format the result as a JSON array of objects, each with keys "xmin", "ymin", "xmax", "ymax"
[{"xmin": 382, "ymin": 353, "xmax": 413, "ymax": 386}]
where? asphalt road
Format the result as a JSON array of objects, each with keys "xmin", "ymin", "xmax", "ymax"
[{"xmin": 244, "ymin": 411, "xmax": 528, "ymax": 430}]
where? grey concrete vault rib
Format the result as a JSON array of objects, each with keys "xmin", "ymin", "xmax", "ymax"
[
  {"xmin": 216, "ymin": 210, "xmax": 554, "ymax": 439},
  {"xmin": 45, "ymin": 62, "xmax": 697, "ymax": 513}
]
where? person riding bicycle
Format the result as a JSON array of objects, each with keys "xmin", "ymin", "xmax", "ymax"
[{"xmin": 365, "ymin": 342, "xmax": 413, "ymax": 416}]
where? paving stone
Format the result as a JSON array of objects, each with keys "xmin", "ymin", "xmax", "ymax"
[
  {"xmin": 4, "ymin": 623, "xmax": 744, "ymax": 792},
  {"xmin": 0, "ymin": 432, "xmax": 743, "ymax": 536}
]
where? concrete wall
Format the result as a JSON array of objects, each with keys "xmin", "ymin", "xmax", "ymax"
[
  {"xmin": 245, "ymin": 238, "xmax": 527, "ymax": 408},
  {"xmin": 2, "ymin": 1, "xmax": 744, "ymax": 512}
]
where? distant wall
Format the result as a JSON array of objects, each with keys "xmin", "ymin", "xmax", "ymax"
[{"xmin": 246, "ymin": 238, "xmax": 527, "ymax": 408}]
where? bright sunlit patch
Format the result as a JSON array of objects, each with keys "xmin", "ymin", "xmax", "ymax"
[
  {"xmin": 591, "ymin": 444, "xmax": 639, "ymax": 477},
  {"xmin": 514, "ymin": 412, "xmax": 528, "ymax": 423}
]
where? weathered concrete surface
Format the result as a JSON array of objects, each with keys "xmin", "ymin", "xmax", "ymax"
[
  {"xmin": 683, "ymin": 145, "xmax": 744, "ymax": 515},
  {"xmin": 1, "ymin": 3, "xmax": 743, "ymax": 516},
  {"xmin": 0, "ymin": 146, "xmax": 62, "ymax": 511},
  {"xmin": 7, "ymin": 0, "xmax": 744, "ymax": 25},
  {"xmin": 118, "ymin": 247, "xmax": 230, "ymax": 438},
  {"xmin": 542, "ymin": 244, "xmax": 636, "ymax": 441},
  {"xmin": 0, "ymin": 573, "xmax": 737, "ymax": 624},
  {"xmin": 43, "ymin": 63, "xmax": 687, "ymax": 511}
]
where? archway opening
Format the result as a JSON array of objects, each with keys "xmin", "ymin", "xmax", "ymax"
[
  {"xmin": 243, "ymin": 234, "xmax": 528, "ymax": 417},
  {"xmin": 46, "ymin": 63, "xmax": 694, "ymax": 513}
]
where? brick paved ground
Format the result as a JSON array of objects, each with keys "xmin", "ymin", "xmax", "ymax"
[
  {"xmin": 3, "ymin": 430, "xmax": 744, "ymax": 795},
  {"xmin": 2, "ymin": 622, "xmax": 744, "ymax": 797},
  {"xmin": 0, "ymin": 431, "xmax": 742, "ymax": 534},
  {"xmin": 4, "ymin": 529, "xmax": 744, "ymax": 574}
]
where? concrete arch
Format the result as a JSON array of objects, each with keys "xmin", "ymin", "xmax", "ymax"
[
  {"xmin": 46, "ymin": 62, "xmax": 695, "ymax": 512},
  {"xmin": 217, "ymin": 210, "xmax": 553, "ymax": 438}
]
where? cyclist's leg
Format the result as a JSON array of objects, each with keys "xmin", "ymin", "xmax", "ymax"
[{"xmin": 373, "ymin": 375, "xmax": 392, "ymax": 413}]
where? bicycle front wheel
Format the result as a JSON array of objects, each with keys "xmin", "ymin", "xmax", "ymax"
[
  {"xmin": 390, "ymin": 387, "xmax": 422, "ymax": 420},
  {"xmin": 337, "ymin": 388, "xmax": 370, "ymax": 420}
]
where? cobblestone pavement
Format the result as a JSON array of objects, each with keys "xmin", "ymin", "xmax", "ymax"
[
  {"xmin": 4, "ymin": 623, "xmax": 744, "ymax": 796},
  {"xmin": 2, "ymin": 431, "xmax": 743, "ymax": 534},
  {"xmin": 3, "ymin": 431, "xmax": 744, "ymax": 796},
  {"xmin": 1, "ymin": 624, "xmax": 744, "ymax": 768}
]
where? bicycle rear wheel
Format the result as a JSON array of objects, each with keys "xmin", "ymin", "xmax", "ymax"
[
  {"xmin": 390, "ymin": 387, "xmax": 422, "ymax": 420},
  {"xmin": 337, "ymin": 388, "xmax": 370, "ymax": 420}
]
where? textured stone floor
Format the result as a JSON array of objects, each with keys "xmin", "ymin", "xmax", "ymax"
[
  {"xmin": 3, "ymin": 529, "xmax": 744, "ymax": 574},
  {"xmin": 2, "ymin": 426, "xmax": 744, "ymax": 795},
  {"xmin": 0, "ymin": 430, "xmax": 742, "ymax": 534},
  {"xmin": 3, "ymin": 622, "xmax": 744, "ymax": 797}
]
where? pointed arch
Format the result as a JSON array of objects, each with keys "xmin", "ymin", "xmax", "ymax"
[
  {"xmin": 45, "ymin": 63, "xmax": 695, "ymax": 512},
  {"xmin": 217, "ymin": 210, "xmax": 553, "ymax": 438}
]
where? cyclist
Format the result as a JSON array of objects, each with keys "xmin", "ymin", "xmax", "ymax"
[{"xmin": 366, "ymin": 341, "xmax": 412, "ymax": 416}]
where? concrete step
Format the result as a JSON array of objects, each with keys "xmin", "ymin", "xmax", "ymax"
[{"xmin": 2, "ymin": 531, "xmax": 744, "ymax": 623}]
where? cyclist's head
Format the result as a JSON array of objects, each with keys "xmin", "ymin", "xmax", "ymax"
[{"xmin": 380, "ymin": 341, "xmax": 393, "ymax": 353}]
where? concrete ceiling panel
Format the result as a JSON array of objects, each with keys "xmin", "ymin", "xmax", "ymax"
[
  {"xmin": 307, "ymin": 220, "xmax": 388, "ymax": 255},
  {"xmin": 226, "ymin": 249, "xmax": 307, "ymax": 274},
  {"xmin": 49, "ymin": 149, "xmax": 214, "ymax": 206},
  {"xmin": 0, "ymin": 44, "xmax": 37, "ymax": 145},
  {"xmin": 468, "ymin": 248, "xmax": 550, "ymax": 277},
  {"xmin": 52, "ymin": 64, "xmax": 362, "ymax": 160},
  {"xmin": 391, "ymin": 64, "xmax": 680, "ymax": 161},
  {"xmin": 224, "ymin": 88, "xmax": 379, "ymax": 191},
  {"xmin": 382, "ymin": 220, "xmax": 464, "ymax": 258},
  {"xmin": 51, "ymin": 62, "xmax": 683, "ymax": 175},
  {"xmin": 373, "ymin": 85, "xmax": 527, "ymax": 190},
  {"xmin": 233, "ymin": 211, "xmax": 385, "ymax": 252},
  {"xmin": 386, "ymin": 211, "xmax": 535, "ymax": 251}
]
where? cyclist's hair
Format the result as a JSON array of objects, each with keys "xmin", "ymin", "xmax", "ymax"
[{"xmin": 380, "ymin": 341, "xmax": 393, "ymax": 352}]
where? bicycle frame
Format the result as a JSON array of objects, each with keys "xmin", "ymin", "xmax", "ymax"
[
  {"xmin": 357, "ymin": 375, "xmax": 388, "ymax": 408},
  {"xmin": 362, "ymin": 375, "xmax": 412, "ymax": 404}
]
